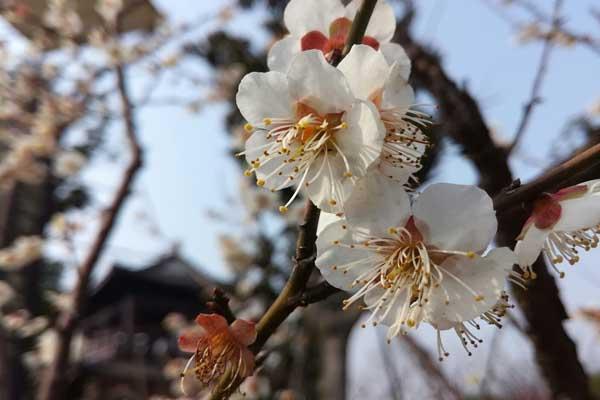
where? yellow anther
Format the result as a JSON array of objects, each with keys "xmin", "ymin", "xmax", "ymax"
[
  {"xmin": 475, "ymin": 295, "xmax": 484, "ymax": 302},
  {"xmin": 279, "ymin": 206, "xmax": 288, "ymax": 214},
  {"xmin": 344, "ymin": 171, "xmax": 353, "ymax": 178},
  {"xmin": 244, "ymin": 123, "xmax": 254, "ymax": 133},
  {"xmin": 243, "ymin": 169, "xmax": 253, "ymax": 177},
  {"xmin": 388, "ymin": 227, "xmax": 398, "ymax": 235},
  {"xmin": 466, "ymin": 251, "xmax": 476, "ymax": 259},
  {"xmin": 263, "ymin": 118, "xmax": 272, "ymax": 126},
  {"xmin": 256, "ymin": 179, "xmax": 265, "ymax": 187},
  {"xmin": 339, "ymin": 122, "xmax": 348, "ymax": 129},
  {"xmin": 329, "ymin": 199, "xmax": 337, "ymax": 206},
  {"xmin": 407, "ymin": 319, "xmax": 416, "ymax": 327}
]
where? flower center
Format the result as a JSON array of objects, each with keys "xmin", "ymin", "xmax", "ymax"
[
  {"xmin": 240, "ymin": 102, "xmax": 349, "ymax": 212},
  {"xmin": 300, "ymin": 17, "xmax": 380, "ymax": 61}
]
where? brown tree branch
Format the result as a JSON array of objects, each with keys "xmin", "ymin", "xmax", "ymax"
[{"xmin": 38, "ymin": 65, "xmax": 143, "ymax": 400}]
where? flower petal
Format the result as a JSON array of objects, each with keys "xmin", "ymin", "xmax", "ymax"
[
  {"xmin": 236, "ymin": 71, "xmax": 294, "ymax": 124},
  {"xmin": 244, "ymin": 131, "xmax": 298, "ymax": 190},
  {"xmin": 177, "ymin": 327, "xmax": 206, "ymax": 353},
  {"xmin": 514, "ymin": 225, "xmax": 549, "ymax": 268},
  {"xmin": 336, "ymin": 100, "xmax": 386, "ymax": 177},
  {"xmin": 413, "ymin": 183, "xmax": 497, "ymax": 253},
  {"xmin": 337, "ymin": 44, "xmax": 390, "ymax": 101},
  {"xmin": 316, "ymin": 220, "xmax": 378, "ymax": 291},
  {"xmin": 345, "ymin": 0, "xmax": 396, "ymax": 42},
  {"xmin": 344, "ymin": 172, "xmax": 411, "ymax": 236},
  {"xmin": 304, "ymin": 151, "xmax": 355, "ymax": 213},
  {"xmin": 317, "ymin": 211, "xmax": 342, "ymax": 236},
  {"xmin": 554, "ymin": 180, "xmax": 600, "ymax": 231},
  {"xmin": 195, "ymin": 313, "xmax": 229, "ymax": 334},
  {"xmin": 287, "ymin": 50, "xmax": 354, "ymax": 114},
  {"xmin": 230, "ymin": 319, "xmax": 257, "ymax": 346},
  {"xmin": 425, "ymin": 248, "xmax": 514, "ymax": 325},
  {"xmin": 284, "ymin": 0, "xmax": 345, "ymax": 36},
  {"xmin": 380, "ymin": 43, "xmax": 411, "ymax": 80},
  {"xmin": 381, "ymin": 64, "xmax": 414, "ymax": 110},
  {"xmin": 267, "ymin": 35, "xmax": 301, "ymax": 73}
]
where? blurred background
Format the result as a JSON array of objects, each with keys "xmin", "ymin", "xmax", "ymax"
[{"xmin": 0, "ymin": 0, "xmax": 599, "ymax": 399}]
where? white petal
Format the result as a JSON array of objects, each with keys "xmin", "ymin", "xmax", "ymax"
[
  {"xmin": 380, "ymin": 43, "xmax": 411, "ymax": 80},
  {"xmin": 304, "ymin": 152, "xmax": 355, "ymax": 213},
  {"xmin": 515, "ymin": 225, "xmax": 549, "ymax": 268},
  {"xmin": 425, "ymin": 248, "xmax": 514, "ymax": 325},
  {"xmin": 236, "ymin": 72, "xmax": 294, "ymax": 124},
  {"xmin": 345, "ymin": 0, "xmax": 396, "ymax": 42},
  {"xmin": 554, "ymin": 182, "xmax": 600, "ymax": 231},
  {"xmin": 374, "ymin": 158, "xmax": 416, "ymax": 185},
  {"xmin": 267, "ymin": 36, "xmax": 301, "ymax": 73},
  {"xmin": 413, "ymin": 183, "xmax": 497, "ymax": 253},
  {"xmin": 336, "ymin": 101, "xmax": 386, "ymax": 177},
  {"xmin": 381, "ymin": 65, "xmax": 414, "ymax": 110},
  {"xmin": 337, "ymin": 44, "xmax": 389, "ymax": 100},
  {"xmin": 317, "ymin": 212, "xmax": 342, "ymax": 236},
  {"xmin": 344, "ymin": 173, "xmax": 411, "ymax": 236},
  {"xmin": 244, "ymin": 131, "xmax": 297, "ymax": 190},
  {"xmin": 284, "ymin": 0, "xmax": 345, "ymax": 36},
  {"xmin": 316, "ymin": 221, "xmax": 377, "ymax": 291},
  {"xmin": 287, "ymin": 50, "xmax": 355, "ymax": 114}
]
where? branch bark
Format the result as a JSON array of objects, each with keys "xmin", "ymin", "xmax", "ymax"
[{"xmin": 38, "ymin": 65, "xmax": 143, "ymax": 400}]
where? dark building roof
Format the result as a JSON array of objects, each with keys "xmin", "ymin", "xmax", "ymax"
[{"xmin": 82, "ymin": 253, "xmax": 221, "ymax": 325}]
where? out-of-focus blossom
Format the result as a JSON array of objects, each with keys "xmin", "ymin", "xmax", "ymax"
[
  {"xmin": 515, "ymin": 180, "xmax": 600, "ymax": 278},
  {"xmin": 44, "ymin": 0, "xmax": 83, "ymax": 37},
  {"xmin": 96, "ymin": 0, "xmax": 123, "ymax": 25},
  {"xmin": 0, "ymin": 281, "xmax": 15, "ymax": 307},
  {"xmin": 268, "ymin": 0, "xmax": 401, "ymax": 72},
  {"xmin": 0, "ymin": 236, "xmax": 44, "ymax": 270},
  {"xmin": 316, "ymin": 178, "xmax": 520, "ymax": 357},
  {"xmin": 219, "ymin": 235, "xmax": 254, "ymax": 273},
  {"xmin": 178, "ymin": 314, "xmax": 256, "ymax": 394},
  {"xmin": 53, "ymin": 150, "xmax": 87, "ymax": 177},
  {"xmin": 163, "ymin": 312, "xmax": 188, "ymax": 334},
  {"xmin": 338, "ymin": 45, "xmax": 430, "ymax": 185},
  {"xmin": 237, "ymin": 50, "xmax": 385, "ymax": 214}
]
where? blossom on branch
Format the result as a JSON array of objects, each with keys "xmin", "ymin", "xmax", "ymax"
[
  {"xmin": 268, "ymin": 0, "xmax": 402, "ymax": 72},
  {"xmin": 515, "ymin": 179, "xmax": 600, "ymax": 278},
  {"xmin": 338, "ymin": 44, "xmax": 431, "ymax": 184},
  {"xmin": 236, "ymin": 50, "xmax": 385, "ymax": 213},
  {"xmin": 316, "ymin": 177, "xmax": 521, "ymax": 357},
  {"xmin": 178, "ymin": 313, "xmax": 256, "ymax": 395}
]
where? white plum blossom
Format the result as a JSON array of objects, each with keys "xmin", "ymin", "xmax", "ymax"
[
  {"xmin": 268, "ymin": 0, "xmax": 405, "ymax": 72},
  {"xmin": 316, "ymin": 177, "xmax": 520, "ymax": 357},
  {"xmin": 338, "ymin": 45, "xmax": 430, "ymax": 184},
  {"xmin": 515, "ymin": 180, "xmax": 600, "ymax": 278},
  {"xmin": 236, "ymin": 50, "xmax": 385, "ymax": 214}
]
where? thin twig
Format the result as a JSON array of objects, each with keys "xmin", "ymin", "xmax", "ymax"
[
  {"xmin": 38, "ymin": 64, "xmax": 143, "ymax": 400},
  {"xmin": 508, "ymin": 0, "xmax": 562, "ymax": 154}
]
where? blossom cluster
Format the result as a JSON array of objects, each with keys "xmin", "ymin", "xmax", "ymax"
[{"xmin": 180, "ymin": 0, "xmax": 600, "ymax": 394}]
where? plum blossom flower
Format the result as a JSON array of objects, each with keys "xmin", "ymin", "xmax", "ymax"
[
  {"xmin": 515, "ymin": 180, "xmax": 600, "ymax": 278},
  {"xmin": 53, "ymin": 150, "xmax": 87, "ymax": 177},
  {"xmin": 236, "ymin": 50, "xmax": 385, "ymax": 213},
  {"xmin": 178, "ymin": 313, "xmax": 256, "ymax": 394},
  {"xmin": 268, "ymin": 0, "xmax": 404, "ymax": 72},
  {"xmin": 337, "ymin": 45, "xmax": 431, "ymax": 184},
  {"xmin": 316, "ymin": 177, "xmax": 519, "ymax": 357}
]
